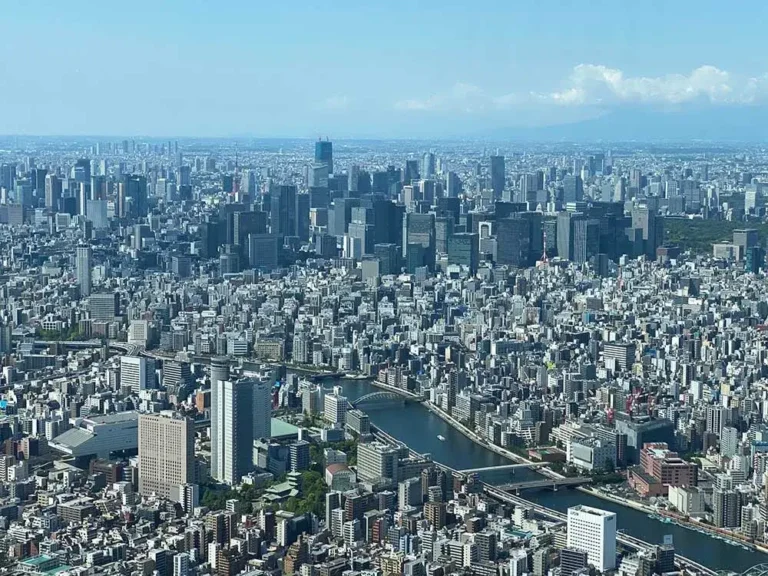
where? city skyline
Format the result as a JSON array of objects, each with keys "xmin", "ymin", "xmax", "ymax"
[{"xmin": 3, "ymin": 1, "xmax": 768, "ymax": 138}]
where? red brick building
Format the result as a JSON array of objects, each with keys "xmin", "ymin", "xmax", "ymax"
[{"xmin": 629, "ymin": 442, "xmax": 698, "ymax": 497}]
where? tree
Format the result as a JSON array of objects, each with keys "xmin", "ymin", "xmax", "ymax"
[{"xmin": 603, "ymin": 458, "xmax": 615, "ymax": 474}]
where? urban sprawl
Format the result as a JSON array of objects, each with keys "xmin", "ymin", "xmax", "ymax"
[{"xmin": 0, "ymin": 137, "xmax": 766, "ymax": 576}]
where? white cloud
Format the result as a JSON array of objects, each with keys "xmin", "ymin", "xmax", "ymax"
[
  {"xmin": 542, "ymin": 64, "xmax": 735, "ymax": 106},
  {"xmin": 395, "ymin": 83, "xmax": 486, "ymax": 112},
  {"xmin": 396, "ymin": 65, "xmax": 768, "ymax": 113},
  {"xmin": 322, "ymin": 95, "xmax": 351, "ymax": 110}
]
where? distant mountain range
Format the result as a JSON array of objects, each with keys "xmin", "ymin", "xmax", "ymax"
[{"xmin": 487, "ymin": 106, "xmax": 768, "ymax": 142}]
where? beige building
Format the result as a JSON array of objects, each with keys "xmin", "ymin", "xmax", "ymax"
[{"xmin": 138, "ymin": 413, "xmax": 195, "ymax": 498}]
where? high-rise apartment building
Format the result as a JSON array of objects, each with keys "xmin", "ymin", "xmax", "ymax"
[
  {"xmin": 211, "ymin": 377, "xmax": 272, "ymax": 484},
  {"xmin": 138, "ymin": 413, "xmax": 195, "ymax": 498},
  {"xmin": 76, "ymin": 245, "xmax": 92, "ymax": 297},
  {"xmin": 713, "ymin": 487, "xmax": 740, "ymax": 528}
]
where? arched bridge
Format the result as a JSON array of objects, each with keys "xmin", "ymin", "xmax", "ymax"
[{"xmin": 351, "ymin": 391, "xmax": 407, "ymax": 409}]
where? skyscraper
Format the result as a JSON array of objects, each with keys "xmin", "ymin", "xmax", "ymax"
[
  {"xmin": 74, "ymin": 158, "xmax": 91, "ymax": 183},
  {"xmin": 490, "ymin": 155, "xmax": 505, "ymax": 198},
  {"xmin": 403, "ymin": 160, "xmax": 420, "ymax": 184},
  {"xmin": 270, "ymin": 185, "xmax": 297, "ymax": 240},
  {"xmin": 248, "ymin": 234, "xmax": 280, "ymax": 270},
  {"xmin": 571, "ymin": 218, "xmax": 600, "ymax": 264},
  {"xmin": 562, "ymin": 174, "xmax": 584, "ymax": 203},
  {"xmin": 422, "ymin": 153, "xmax": 436, "ymax": 178},
  {"xmin": 138, "ymin": 413, "xmax": 195, "ymax": 498},
  {"xmin": 315, "ymin": 139, "xmax": 333, "ymax": 174},
  {"xmin": 447, "ymin": 233, "xmax": 479, "ymax": 273},
  {"xmin": 76, "ymin": 244, "xmax": 92, "ymax": 297},
  {"xmin": 496, "ymin": 217, "xmax": 531, "ymax": 267},
  {"xmin": 44, "ymin": 174, "xmax": 61, "ymax": 209},
  {"xmin": 121, "ymin": 175, "xmax": 148, "ymax": 218},
  {"xmin": 402, "ymin": 213, "xmax": 435, "ymax": 270},
  {"xmin": 211, "ymin": 377, "xmax": 272, "ymax": 484},
  {"xmin": 631, "ymin": 205, "xmax": 664, "ymax": 258},
  {"xmin": 295, "ymin": 193, "xmax": 310, "ymax": 241}
]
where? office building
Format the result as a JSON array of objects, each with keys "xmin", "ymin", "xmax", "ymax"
[
  {"xmin": 496, "ymin": 217, "xmax": 531, "ymax": 267},
  {"xmin": 346, "ymin": 409, "xmax": 370, "ymax": 435},
  {"xmin": 403, "ymin": 212, "xmax": 436, "ymax": 271},
  {"xmin": 560, "ymin": 548, "xmax": 588, "ymax": 576},
  {"xmin": 447, "ymin": 233, "xmax": 479, "ymax": 273},
  {"xmin": 120, "ymin": 356, "xmax": 150, "ymax": 393},
  {"xmin": 734, "ymin": 228, "xmax": 759, "ymax": 260},
  {"xmin": 138, "ymin": 413, "xmax": 195, "ymax": 498},
  {"xmin": 88, "ymin": 292, "xmax": 119, "ymax": 320},
  {"xmin": 163, "ymin": 361, "xmax": 194, "ymax": 395},
  {"xmin": 562, "ymin": 174, "xmax": 584, "ymax": 202},
  {"xmin": 490, "ymin": 155, "xmax": 505, "ymax": 198},
  {"xmin": 121, "ymin": 174, "xmax": 148, "ymax": 218},
  {"xmin": 74, "ymin": 158, "xmax": 91, "ymax": 183},
  {"xmin": 603, "ymin": 342, "xmax": 636, "ymax": 372},
  {"xmin": 271, "ymin": 184, "xmax": 297, "ymax": 240},
  {"xmin": 374, "ymin": 243, "xmax": 400, "ymax": 275},
  {"xmin": 248, "ymin": 234, "xmax": 279, "ymax": 270},
  {"xmin": 324, "ymin": 393, "xmax": 348, "ymax": 426},
  {"xmin": 631, "ymin": 205, "xmax": 664, "ymax": 259},
  {"xmin": 315, "ymin": 139, "xmax": 333, "ymax": 174},
  {"xmin": 357, "ymin": 441, "xmax": 399, "ymax": 483},
  {"xmin": 44, "ymin": 174, "xmax": 61, "ymax": 209},
  {"xmin": 566, "ymin": 505, "xmax": 616, "ymax": 571}
]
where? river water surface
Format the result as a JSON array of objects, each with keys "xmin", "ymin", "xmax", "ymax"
[{"xmin": 335, "ymin": 378, "xmax": 767, "ymax": 572}]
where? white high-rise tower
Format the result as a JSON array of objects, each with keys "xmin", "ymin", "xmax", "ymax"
[
  {"xmin": 211, "ymin": 376, "xmax": 272, "ymax": 484},
  {"xmin": 76, "ymin": 244, "xmax": 92, "ymax": 296}
]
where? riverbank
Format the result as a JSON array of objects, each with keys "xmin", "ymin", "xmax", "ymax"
[
  {"xmin": 423, "ymin": 401, "xmax": 534, "ymax": 465},
  {"xmin": 424, "ymin": 398, "xmax": 768, "ymax": 555},
  {"xmin": 338, "ymin": 379, "xmax": 768, "ymax": 572},
  {"xmin": 582, "ymin": 485, "xmax": 768, "ymax": 555}
]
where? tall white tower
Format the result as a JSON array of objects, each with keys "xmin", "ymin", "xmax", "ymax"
[
  {"xmin": 212, "ymin": 377, "xmax": 272, "ymax": 484},
  {"xmin": 76, "ymin": 244, "xmax": 92, "ymax": 297}
]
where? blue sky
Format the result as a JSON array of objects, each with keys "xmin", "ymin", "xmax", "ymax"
[{"xmin": 2, "ymin": 0, "xmax": 767, "ymax": 138}]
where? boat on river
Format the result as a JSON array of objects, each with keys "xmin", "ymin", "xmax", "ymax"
[{"xmin": 437, "ymin": 435, "xmax": 446, "ymax": 441}]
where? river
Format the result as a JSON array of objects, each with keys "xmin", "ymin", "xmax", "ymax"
[{"xmin": 336, "ymin": 378, "xmax": 767, "ymax": 573}]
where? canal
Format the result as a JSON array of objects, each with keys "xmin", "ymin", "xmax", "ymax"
[{"xmin": 336, "ymin": 378, "xmax": 767, "ymax": 573}]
